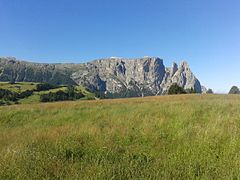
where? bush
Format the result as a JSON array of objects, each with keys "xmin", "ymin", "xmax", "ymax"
[
  {"xmin": 40, "ymin": 91, "xmax": 68, "ymax": 102},
  {"xmin": 67, "ymin": 86, "xmax": 75, "ymax": 99},
  {"xmin": 6, "ymin": 101, "xmax": 11, "ymax": 105},
  {"xmin": 0, "ymin": 88, "xmax": 18, "ymax": 101},
  {"xmin": 0, "ymin": 100, "xmax": 5, "ymax": 106},
  {"xmin": 0, "ymin": 88, "xmax": 34, "ymax": 103},
  {"xmin": 185, "ymin": 88, "xmax": 196, "ymax": 94},
  {"xmin": 206, "ymin": 89, "xmax": 214, "ymax": 94},
  {"xmin": 95, "ymin": 91, "xmax": 107, "ymax": 99},
  {"xmin": 168, "ymin": 84, "xmax": 186, "ymax": 95},
  {"xmin": 229, "ymin": 86, "xmax": 240, "ymax": 94},
  {"xmin": 40, "ymin": 88, "xmax": 85, "ymax": 102},
  {"xmin": 18, "ymin": 90, "xmax": 34, "ymax": 99},
  {"xmin": 36, "ymin": 83, "xmax": 56, "ymax": 91}
]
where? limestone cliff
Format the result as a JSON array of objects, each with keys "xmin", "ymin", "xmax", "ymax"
[{"xmin": 0, "ymin": 57, "xmax": 202, "ymax": 97}]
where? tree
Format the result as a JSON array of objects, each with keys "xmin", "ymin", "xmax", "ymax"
[
  {"xmin": 206, "ymin": 89, "xmax": 214, "ymax": 94},
  {"xmin": 40, "ymin": 89, "xmax": 85, "ymax": 102},
  {"xmin": 186, "ymin": 87, "xmax": 196, "ymax": 94},
  {"xmin": 229, "ymin": 86, "xmax": 240, "ymax": 94},
  {"xmin": 0, "ymin": 88, "xmax": 18, "ymax": 101},
  {"xmin": 67, "ymin": 85, "xmax": 75, "ymax": 99},
  {"xmin": 36, "ymin": 83, "xmax": 56, "ymax": 91},
  {"xmin": 168, "ymin": 84, "xmax": 186, "ymax": 95}
]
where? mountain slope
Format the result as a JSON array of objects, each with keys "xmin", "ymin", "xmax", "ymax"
[
  {"xmin": 72, "ymin": 57, "xmax": 202, "ymax": 97},
  {"xmin": 0, "ymin": 57, "xmax": 81, "ymax": 85},
  {"xmin": 0, "ymin": 57, "xmax": 202, "ymax": 97}
]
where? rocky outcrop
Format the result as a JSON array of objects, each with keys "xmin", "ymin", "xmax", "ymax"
[
  {"xmin": 160, "ymin": 61, "xmax": 202, "ymax": 93},
  {"xmin": 0, "ymin": 56, "xmax": 203, "ymax": 97},
  {"xmin": 0, "ymin": 57, "xmax": 81, "ymax": 85},
  {"xmin": 72, "ymin": 57, "xmax": 202, "ymax": 97}
]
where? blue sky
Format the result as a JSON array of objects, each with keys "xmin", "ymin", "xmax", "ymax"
[{"xmin": 0, "ymin": 0, "xmax": 240, "ymax": 93}]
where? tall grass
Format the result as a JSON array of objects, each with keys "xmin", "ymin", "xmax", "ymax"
[{"xmin": 0, "ymin": 94, "xmax": 240, "ymax": 179}]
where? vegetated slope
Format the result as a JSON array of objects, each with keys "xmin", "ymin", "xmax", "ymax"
[
  {"xmin": 19, "ymin": 85, "xmax": 95, "ymax": 104},
  {"xmin": 0, "ymin": 82, "xmax": 95, "ymax": 105},
  {"xmin": 0, "ymin": 95, "xmax": 240, "ymax": 179},
  {"xmin": 0, "ymin": 57, "xmax": 202, "ymax": 97},
  {"xmin": 0, "ymin": 82, "xmax": 38, "ymax": 92}
]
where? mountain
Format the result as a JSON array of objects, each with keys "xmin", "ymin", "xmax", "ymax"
[
  {"xmin": 0, "ymin": 57, "xmax": 82, "ymax": 85},
  {"xmin": 0, "ymin": 57, "xmax": 202, "ymax": 98}
]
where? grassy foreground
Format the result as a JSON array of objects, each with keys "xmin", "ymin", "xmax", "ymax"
[{"xmin": 0, "ymin": 94, "xmax": 240, "ymax": 179}]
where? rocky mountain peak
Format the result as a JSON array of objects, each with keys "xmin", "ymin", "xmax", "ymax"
[
  {"xmin": 170, "ymin": 62, "xmax": 178, "ymax": 77},
  {"xmin": 0, "ymin": 56, "xmax": 203, "ymax": 98},
  {"xmin": 179, "ymin": 61, "xmax": 189, "ymax": 70}
]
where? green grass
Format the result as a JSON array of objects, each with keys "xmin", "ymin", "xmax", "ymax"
[
  {"xmin": 1, "ymin": 94, "xmax": 240, "ymax": 179},
  {"xmin": 0, "ymin": 82, "xmax": 95, "ymax": 104},
  {"xmin": 21, "ymin": 86, "xmax": 95, "ymax": 104},
  {"xmin": 0, "ymin": 82, "xmax": 38, "ymax": 92},
  {"xmin": 18, "ymin": 94, "xmax": 40, "ymax": 104}
]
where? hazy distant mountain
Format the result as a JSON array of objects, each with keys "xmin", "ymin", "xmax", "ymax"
[{"xmin": 0, "ymin": 57, "xmax": 202, "ymax": 98}]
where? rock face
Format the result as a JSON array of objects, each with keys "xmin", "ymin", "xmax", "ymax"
[
  {"xmin": 0, "ymin": 56, "xmax": 202, "ymax": 97},
  {"xmin": 0, "ymin": 57, "xmax": 82, "ymax": 85},
  {"xmin": 72, "ymin": 57, "xmax": 202, "ymax": 97}
]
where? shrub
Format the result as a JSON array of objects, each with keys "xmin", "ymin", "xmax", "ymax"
[
  {"xmin": 206, "ymin": 89, "xmax": 214, "ymax": 94},
  {"xmin": 229, "ymin": 86, "xmax": 240, "ymax": 94},
  {"xmin": 6, "ymin": 101, "xmax": 11, "ymax": 105},
  {"xmin": 0, "ymin": 100, "xmax": 5, "ymax": 106},
  {"xmin": 36, "ymin": 83, "xmax": 56, "ymax": 91},
  {"xmin": 0, "ymin": 88, "xmax": 18, "ymax": 101},
  {"xmin": 0, "ymin": 89, "xmax": 34, "ymax": 103},
  {"xmin": 95, "ymin": 91, "xmax": 107, "ymax": 99},
  {"xmin": 40, "ymin": 88, "xmax": 85, "ymax": 102},
  {"xmin": 18, "ymin": 90, "xmax": 34, "ymax": 99},
  {"xmin": 168, "ymin": 84, "xmax": 186, "ymax": 95},
  {"xmin": 185, "ymin": 88, "xmax": 196, "ymax": 94},
  {"xmin": 40, "ymin": 91, "xmax": 68, "ymax": 102}
]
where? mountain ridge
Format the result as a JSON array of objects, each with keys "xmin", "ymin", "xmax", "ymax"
[{"xmin": 0, "ymin": 56, "xmax": 202, "ymax": 98}]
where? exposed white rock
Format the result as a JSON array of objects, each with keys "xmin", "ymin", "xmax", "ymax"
[
  {"xmin": 0, "ymin": 56, "xmax": 203, "ymax": 97},
  {"xmin": 72, "ymin": 57, "xmax": 202, "ymax": 97}
]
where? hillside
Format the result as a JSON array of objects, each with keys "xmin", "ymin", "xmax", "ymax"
[
  {"xmin": 0, "ymin": 82, "xmax": 38, "ymax": 92},
  {"xmin": 0, "ymin": 82, "xmax": 95, "ymax": 105},
  {"xmin": 0, "ymin": 57, "xmax": 202, "ymax": 98},
  {"xmin": 0, "ymin": 95, "xmax": 240, "ymax": 179}
]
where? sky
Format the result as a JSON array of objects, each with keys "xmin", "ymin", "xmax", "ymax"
[{"xmin": 0, "ymin": 0, "xmax": 240, "ymax": 93}]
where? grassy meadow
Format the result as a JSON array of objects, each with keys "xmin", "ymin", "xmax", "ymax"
[
  {"xmin": 0, "ymin": 82, "xmax": 38, "ymax": 92},
  {"xmin": 1, "ymin": 94, "xmax": 240, "ymax": 179}
]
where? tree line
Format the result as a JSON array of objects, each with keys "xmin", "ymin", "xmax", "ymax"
[
  {"xmin": 168, "ymin": 84, "xmax": 213, "ymax": 95},
  {"xmin": 0, "ymin": 88, "xmax": 34, "ymax": 105},
  {"xmin": 168, "ymin": 84, "xmax": 197, "ymax": 95},
  {"xmin": 0, "ymin": 83, "xmax": 86, "ymax": 105},
  {"xmin": 40, "ymin": 86, "xmax": 85, "ymax": 102}
]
